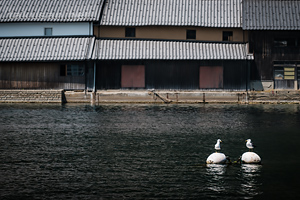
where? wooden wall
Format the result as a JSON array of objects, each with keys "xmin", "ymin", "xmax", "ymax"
[
  {"xmin": 0, "ymin": 62, "xmax": 87, "ymax": 90},
  {"xmin": 0, "ymin": 60, "xmax": 249, "ymax": 91},
  {"xmin": 249, "ymin": 31, "xmax": 300, "ymax": 81},
  {"xmin": 96, "ymin": 60, "xmax": 249, "ymax": 90}
]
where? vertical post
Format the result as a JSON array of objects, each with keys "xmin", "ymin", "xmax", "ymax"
[
  {"xmin": 89, "ymin": 22, "xmax": 93, "ymax": 36},
  {"xmin": 246, "ymin": 61, "xmax": 250, "ymax": 104},
  {"xmin": 93, "ymin": 62, "xmax": 96, "ymax": 93},
  {"xmin": 84, "ymin": 64, "xmax": 87, "ymax": 95},
  {"xmin": 91, "ymin": 62, "xmax": 97, "ymax": 104},
  {"xmin": 246, "ymin": 60, "xmax": 250, "ymax": 91}
]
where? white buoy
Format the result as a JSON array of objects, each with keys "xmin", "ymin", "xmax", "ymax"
[
  {"xmin": 206, "ymin": 152, "xmax": 227, "ymax": 164},
  {"xmin": 241, "ymin": 139, "xmax": 261, "ymax": 164},
  {"xmin": 241, "ymin": 152, "xmax": 261, "ymax": 164},
  {"xmin": 206, "ymin": 139, "xmax": 229, "ymax": 164}
]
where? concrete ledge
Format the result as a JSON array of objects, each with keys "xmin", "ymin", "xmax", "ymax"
[
  {"xmin": 0, "ymin": 89, "xmax": 299, "ymax": 104},
  {"xmin": 64, "ymin": 90, "xmax": 94, "ymax": 103},
  {"xmin": 248, "ymin": 90, "xmax": 300, "ymax": 104},
  {"xmin": 96, "ymin": 90, "xmax": 248, "ymax": 104},
  {"xmin": 95, "ymin": 90, "xmax": 300, "ymax": 104}
]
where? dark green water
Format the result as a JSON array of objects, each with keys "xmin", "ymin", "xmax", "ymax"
[{"xmin": 0, "ymin": 103, "xmax": 299, "ymax": 199}]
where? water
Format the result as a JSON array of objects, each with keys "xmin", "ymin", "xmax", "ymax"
[{"xmin": 0, "ymin": 103, "xmax": 299, "ymax": 199}]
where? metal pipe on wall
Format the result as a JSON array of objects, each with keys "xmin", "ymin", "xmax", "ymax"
[{"xmin": 93, "ymin": 62, "xmax": 96, "ymax": 93}]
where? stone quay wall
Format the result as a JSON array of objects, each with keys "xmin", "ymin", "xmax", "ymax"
[
  {"xmin": 94, "ymin": 90, "xmax": 300, "ymax": 104},
  {"xmin": 0, "ymin": 90, "xmax": 299, "ymax": 104},
  {"xmin": 0, "ymin": 90, "xmax": 63, "ymax": 103}
]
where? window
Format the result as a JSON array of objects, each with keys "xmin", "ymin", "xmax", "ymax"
[
  {"xmin": 66, "ymin": 65, "xmax": 85, "ymax": 76},
  {"xmin": 125, "ymin": 27, "xmax": 135, "ymax": 37},
  {"xmin": 274, "ymin": 67, "xmax": 284, "ymax": 80},
  {"xmin": 274, "ymin": 67, "xmax": 295, "ymax": 80},
  {"xmin": 60, "ymin": 65, "xmax": 67, "ymax": 76},
  {"xmin": 44, "ymin": 28, "xmax": 52, "ymax": 36},
  {"xmin": 186, "ymin": 30, "xmax": 196, "ymax": 40},
  {"xmin": 223, "ymin": 31, "xmax": 233, "ymax": 41}
]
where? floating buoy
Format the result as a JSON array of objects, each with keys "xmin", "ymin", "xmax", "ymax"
[
  {"xmin": 206, "ymin": 139, "xmax": 230, "ymax": 164},
  {"xmin": 241, "ymin": 139, "xmax": 261, "ymax": 164},
  {"xmin": 241, "ymin": 152, "xmax": 261, "ymax": 164},
  {"xmin": 206, "ymin": 152, "xmax": 227, "ymax": 164}
]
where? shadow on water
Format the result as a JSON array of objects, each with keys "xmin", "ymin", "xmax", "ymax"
[{"xmin": 0, "ymin": 103, "xmax": 300, "ymax": 199}]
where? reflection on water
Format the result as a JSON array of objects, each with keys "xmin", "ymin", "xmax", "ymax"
[
  {"xmin": 240, "ymin": 164, "xmax": 263, "ymax": 198},
  {"xmin": 0, "ymin": 103, "xmax": 300, "ymax": 199},
  {"xmin": 205, "ymin": 164, "xmax": 227, "ymax": 193},
  {"xmin": 204, "ymin": 164, "xmax": 263, "ymax": 199}
]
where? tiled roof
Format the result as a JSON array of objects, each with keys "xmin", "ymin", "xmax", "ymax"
[
  {"xmin": 0, "ymin": 0, "xmax": 104, "ymax": 22},
  {"xmin": 243, "ymin": 0, "xmax": 300, "ymax": 30},
  {"xmin": 0, "ymin": 37, "xmax": 253, "ymax": 62},
  {"xmin": 92, "ymin": 39, "xmax": 253, "ymax": 60},
  {"xmin": 100, "ymin": 0, "xmax": 242, "ymax": 27},
  {"xmin": 0, "ymin": 37, "xmax": 95, "ymax": 61}
]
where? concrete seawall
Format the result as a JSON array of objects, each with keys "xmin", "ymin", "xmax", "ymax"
[
  {"xmin": 0, "ymin": 90, "xmax": 299, "ymax": 104},
  {"xmin": 95, "ymin": 90, "xmax": 247, "ymax": 104},
  {"xmin": 94, "ymin": 90, "xmax": 300, "ymax": 104},
  {"xmin": 0, "ymin": 90, "xmax": 63, "ymax": 103}
]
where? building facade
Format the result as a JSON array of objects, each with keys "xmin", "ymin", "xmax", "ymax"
[
  {"xmin": 0, "ymin": 0, "xmax": 104, "ymax": 90},
  {"xmin": 243, "ymin": 0, "xmax": 300, "ymax": 90},
  {"xmin": 94, "ymin": 0, "xmax": 253, "ymax": 90},
  {"xmin": 1, "ymin": 0, "xmax": 299, "ymax": 91}
]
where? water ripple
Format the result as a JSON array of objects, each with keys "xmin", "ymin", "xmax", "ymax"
[{"xmin": 1, "ymin": 104, "xmax": 300, "ymax": 199}]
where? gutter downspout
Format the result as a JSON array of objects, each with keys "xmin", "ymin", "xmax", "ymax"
[
  {"xmin": 90, "ymin": 61, "xmax": 97, "ymax": 104},
  {"xmin": 93, "ymin": 62, "xmax": 96, "ymax": 93},
  {"xmin": 89, "ymin": 22, "xmax": 93, "ymax": 36}
]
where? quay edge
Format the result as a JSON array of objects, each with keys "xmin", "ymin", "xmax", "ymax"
[{"xmin": 0, "ymin": 90, "xmax": 300, "ymax": 104}]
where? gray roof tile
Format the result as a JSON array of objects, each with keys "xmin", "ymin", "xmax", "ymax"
[
  {"xmin": 243, "ymin": 0, "xmax": 300, "ymax": 30},
  {"xmin": 100, "ymin": 0, "xmax": 242, "ymax": 28},
  {"xmin": 0, "ymin": 0, "xmax": 104, "ymax": 22},
  {"xmin": 92, "ymin": 39, "xmax": 253, "ymax": 60},
  {"xmin": 0, "ymin": 37, "xmax": 95, "ymax": 61}
]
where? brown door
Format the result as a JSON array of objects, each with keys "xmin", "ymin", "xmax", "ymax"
[
  {"xmin": 199, "ymin": 66, "xmax": 223, "ymax": 89},
  {"xmin": 121, "ymin": 65, "xmax": 145, "ymax": 88}
]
